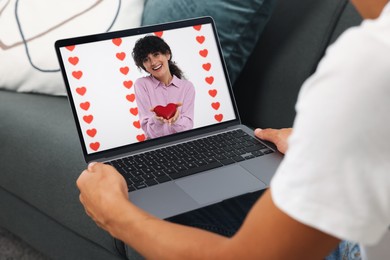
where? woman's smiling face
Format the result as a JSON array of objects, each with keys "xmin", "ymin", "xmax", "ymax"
[{"xmin": 142, "ymin": 52, "xmax": 171, "ymax": 80}]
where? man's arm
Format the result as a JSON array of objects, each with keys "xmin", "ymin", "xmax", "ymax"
[{"xmin": 77, "ymin": 161, "xmax": 340, "ymax": 259}]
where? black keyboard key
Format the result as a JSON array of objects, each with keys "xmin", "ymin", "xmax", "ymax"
[
  {"xmin": 244, "ymin": 145, "xmax": 264, "ymax": 153},
  {"xmin": 128, "ymin": 185, "xmax": 136, "ymax": 192},
  {"xmin": 134, "ymin": 183, "xmax": 147, "ymax": 190},
  {"xmin": 169, "ymin": 161, "xmax": 223, "ymax": 180},
  {"xmin": 142, "ymin": 173, "xmax": 155, "ymax": 180},
  {"xmin": 252, "ymin": 150, "xmax": 264, "ymax": 157},
  {"xmin": 195, "ymin": 159, "xmax": 207, "ymax": 166},
  {"xmin": 163, "ymin": 168, "xmax": 177, "ymax": 175},
  {"xmin": 215, "ymin": 154, "xmax": 227, "ymax": 160},
  {"xmin": 220, "ymin": 158, "xmax": 235, "ymax": 165},
  {"xmin": 145, "ymin": 179, "xmax": 158, "ymax": 187},
  {"xmin": 232, "ymin": 156, "xmax": 245, "ymax": 162},
  {"xmin": 156, "ymin": 175, "xmax": 171, "ymax": 183},
  {"xmin": 130, "ymin": 176, "xmax": 144, "ymax": 184},
  {"xmin": 243, "ymin": 154, "xmax": 255, "ymax": 160},
  {"xmin": 205, "ymin": 157, "xmax": 217, "ymax": 164}
]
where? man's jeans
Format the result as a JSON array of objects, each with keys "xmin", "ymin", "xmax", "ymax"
[{"xmin": 168, "ymin": 190, "xmax": 361, "ymax": 260}]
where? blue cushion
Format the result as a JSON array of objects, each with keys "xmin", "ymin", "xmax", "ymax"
[{"xmin": 141, "ymin": 0, "xmax": 276, "ymax": 84}]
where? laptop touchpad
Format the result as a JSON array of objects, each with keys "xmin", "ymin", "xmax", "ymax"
[{"xmin": 175, "ymin": 165, "xmax": 266, "ymax": 205}]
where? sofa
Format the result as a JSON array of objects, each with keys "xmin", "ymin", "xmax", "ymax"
[{"xmin": 0, "ymin": 0, "xmax": 361, "ymax": 259}]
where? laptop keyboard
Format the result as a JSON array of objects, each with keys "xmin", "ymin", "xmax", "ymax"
[{"xmin": 105, "ymin": 129, "xmax": 274, "ymax": 192}]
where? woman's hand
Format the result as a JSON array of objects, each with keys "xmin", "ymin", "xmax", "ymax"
[
  {"xmin": 151, "ymin": 103, "xmax": 183, "ymax": 124},
  {"xmin": 167, "ymin": 103, "xmax": 182, "ymax": 125},
  {"xmin": 254, "ymin": 128, "xmax": 293, "ymax": 154}
]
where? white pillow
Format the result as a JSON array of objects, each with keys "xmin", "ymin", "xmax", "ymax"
[{"xmin": 0, "ymin": 0, "xmax": 144, "ymax": 96}]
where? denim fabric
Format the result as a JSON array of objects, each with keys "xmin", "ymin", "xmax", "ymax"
[
  {"xmin": 123, "ymin": 189, "xmax": 361, "ymax": 259},
  {"xmin": 168, "ymin": 190, "xmax": 361, "ymax": 260},
  {"xmin": 141, "ymin": 0, "xmax": 276, "ymax": 85}
]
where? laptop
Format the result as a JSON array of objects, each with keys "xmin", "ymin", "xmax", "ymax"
[{"xmin": 55, "ymin": 16, "xmax": 283, "ymax": 219}]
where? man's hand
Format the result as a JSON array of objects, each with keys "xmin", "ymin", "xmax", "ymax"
[
  {"xmin": 254, "ymin": 128, "xmax": 292, "ymax": 154},
  {"xmin": 76, "ymin": 163, "xmax": 129, "ymax": 231}
]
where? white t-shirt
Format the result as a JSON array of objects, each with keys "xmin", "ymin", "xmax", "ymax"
[{"xmin": 270, "ymin": 2, "xmax": 390, "ymax": 258}]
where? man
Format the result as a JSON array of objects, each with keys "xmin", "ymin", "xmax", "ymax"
[{"xmin": 77, "ymin": 0, "xmax": 390, "ymax": 258}]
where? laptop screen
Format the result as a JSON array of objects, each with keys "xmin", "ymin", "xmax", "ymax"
[{"xmin": 57, "ymin": 18, "xmax": 237, "ymax": 155}]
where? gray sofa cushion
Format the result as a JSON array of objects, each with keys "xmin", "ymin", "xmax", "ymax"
[
  {"xmin": 0, "ymin": 91, "xmax": 130, "ymax": 259},
  {"xmin": 233, "ymin": 0, "xmax": 362, "ymax": 129}
]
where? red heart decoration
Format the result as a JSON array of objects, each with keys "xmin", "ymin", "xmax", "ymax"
[
  {"xmin": 137, "ymin": 134, "xmax": 146, "ymax": 142},
  {"xmin": 72, "ymin": 71, "xmax": 83, "ymax": 80},
  {"xmin": 90, "ymin": 142, "xmax": 100, "ymax": 151},
  {"xmin": 86, "ymin": 128, "xmax": 97, "ymax": 137},
  {"xmin": 211, "ymin": 102, "xmax": 220, "ymax": 110},
  {"xmin": 193, "ymin": 25, "xmax": 202, "ymax": 31},
  {"xmin": 83, "ymin": 115, "xmax": 93, "ymax": 124},
  {"xmin": 154, "ymin": 31, "xmax": 163, "ymax": 37},
  {"xmin": 80, "ymin": 101, "xmax": 90, "ymax": 111},
  {"xmin": 116, "ymin": 52, "xmax": 126, "ymax": 61},
  {"xmin": 66, "ymin": 45, "xmax": 75, "ymax": 51},
  {"xmin": 202, "ymin": 63, "xmax": 211, "ymax": 71},
  {"xmin": 196, "ymin": 36, "xmax": 205, "ymax": 44},
  {"xmin": 120, "ymin": 67, "xmax": 129, "ymax": 75},
  {"xmin": 199, "ymin": 49, "xmax": 208, "ymax": 58},
  {"xmin": 205, "ymin": 76, "xmax": 214, "ymax": 85},
  {"xmin": 133, "ymin": 120, "xmax": 141, "ymax": 129},
  {"xmin": 68, "ymin": 56, "xmax": 79, "ymax": 66},
  {"xmin": 215, "ymin": 114, "xmax": 223, "ymax": 122},
  {"xmin": 208, "ymin": 89, "xmax": 217, "ymax": 97},
  {"xmin": 112, "ymin": 38, "xmax": 122, "ymax": 46},
  {"xmin": 76, "ymin": 87, "xmax": 87, "ymax": 96},
  {"xmin": 123, "ymin": 80, "xmax": 133, "ymax": 89},
  {"xmin": 153, "ymin": 103, "xmax": 178, "ymax": 120},
  {"xmin": 126, "ymin": 94, "xmax": 135, "ymax": 102},
  {"xmin": 130, "ymin": 107, "xmax": 138, "ymax": 116}
]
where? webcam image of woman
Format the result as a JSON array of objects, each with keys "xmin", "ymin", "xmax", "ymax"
[{"xmin": 132, "ymin": 35, "xmax": 195, "ymax": 139}]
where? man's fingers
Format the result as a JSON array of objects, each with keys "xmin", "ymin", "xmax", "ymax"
[{"xmin": 255, "ymin": 128, "xmax": 277, "ymax": 142}]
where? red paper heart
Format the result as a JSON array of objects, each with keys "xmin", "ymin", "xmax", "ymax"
[
  {"xmin": 72, "ymin": 71, "xmax": 83, "ymax": 79},
  {"xmin": 153, "ymin": 103, "xmax": 178, "ymax": 120},
  {"xmin": 80, "ymin": 102, "xmax": 90, "ymax": 111},
  {"xmin": 196, "ymin": 36, "xmax": 205, "ymax": 44},
  {"xmin": 137, "ymin": 134, "xmax": 146, "ymax": 142},
  {"xmin": 208, "ymin": 89, "xmax": 217, "ymax": 97},
  {"xmin": 133, "ymin": 120, "xmax": 141, "ymax": 129},
  {"xmin": 193, "ymin": 25, "xmax": 202, "ymax": 31},
  {"xmin": 154, "ymin": 31, "xmax": 163, "ymax": 37},
  {"xmin": 76, "ymin": 87, "xmax": 87, "ymax": 96},
  {"xmin": 202, "ymin": 63, "xmax": 211, "ymax": 71},
  {"xmin": 123, "ymin": 80, "xmax": 133, "ymax": 89},
  {"xmin": 90, "ymin": 142, "xmax": 100, "ymax": 151},
  {"xmin": 66, "ymin": 45, "xmax": 75, "ymax": 51},
  {"xmin": 211, "ymin": 102, "xmax": 220, "ymax": 110},
  {"xmin": 215, "ymin": 114, "xmax": 223, "ymax": 122},
  {"xmin": 68, "ymin": 56, "xmax": 79, "ymax": 65},
  {"xmin": 112, "ymin": 38, "xmax": 122, "ymax": 46},
  {"xmin": 86, "ymin": 128, "xmax": 97, "ymax": 137},
  {"xmin": 120, "ymin": 67, "xmax": 129, "ymax": 75},
  {"xmin": 126, "ymin": 94, "xmax": 135, "ymax": 102},
  {"xmin": 130, "ymin": 107, "xmax": 138, "ymax": 116},
  {"xmin": 116, "ymin": 52, "xmax": 126, "ymax": 61},
  {"xmin": 205, "ymin": 76, "xmax": 214, "ymax": 85},
  {"xmin": 199, "ymin": 49, "xmax": 208, "ymax": 58},
  {"xmin": 83, "ymin": 115, "xmax": 93, "ymax": 124}
]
